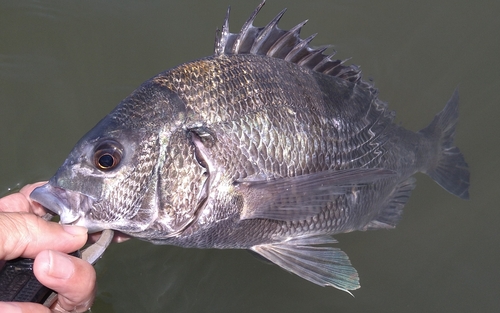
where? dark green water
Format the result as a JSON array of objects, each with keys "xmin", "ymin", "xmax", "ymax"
[{"xmin": 1, "ymin": 1, "xmax": 499, "ymax": 312}]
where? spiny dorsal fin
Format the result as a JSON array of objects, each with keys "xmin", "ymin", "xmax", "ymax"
[{"xmin": 214, "ymin": 1, "xmax": 367, "ymax": 86}]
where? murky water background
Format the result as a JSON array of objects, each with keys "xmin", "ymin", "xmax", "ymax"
[{"xmin": 1, "ymin": 0, "xmax": 499, "ymax": 312}]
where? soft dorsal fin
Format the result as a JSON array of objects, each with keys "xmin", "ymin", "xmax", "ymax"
[{"xmin": 214, "ymin": 1, "xmax": 367, "ymax": 86}]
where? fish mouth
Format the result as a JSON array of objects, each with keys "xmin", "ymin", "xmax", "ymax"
[{"xmin": 30, "ymin": 183, "xmax": 94, "ymax": 227}]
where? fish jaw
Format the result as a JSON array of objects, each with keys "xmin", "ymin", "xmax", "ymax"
[{"xmin": 30, "ymin": 183, "xmax": 101, "ymax": 232}]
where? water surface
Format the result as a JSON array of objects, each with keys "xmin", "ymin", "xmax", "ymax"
[{"xmin": 1, "ymin": 1, "xmax": 498, "ymax": 312}]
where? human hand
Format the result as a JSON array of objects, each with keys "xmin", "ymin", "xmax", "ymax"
[{"xmin": 0, "ymin": 183, "xmax": 95, "ymax": 313}]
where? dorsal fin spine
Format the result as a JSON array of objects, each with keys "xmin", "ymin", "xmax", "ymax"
[
  {"xmin": 250, "ymin": 8, "xmax": 287, "ymax": 55},
  {"xmin": 232, "ymin": 2, "xmax": 264, "ymax": 54},
  {"xmin": 267, "ymin": 19, "xmax": 308, "ymax": 58},
  {"xmin": 214, "ymin": 6, "xmax": 231, "ymax": 56},
  {"xmin": 213, "ymin": 0, "xmax": 373, "ymax": 91},
  {"xmin": 313, "ymin": 53, "xmax": 336, "ymax": 72},
  {"xmin": 298, "ymin": 45, "xmax": 330, "ymax": 67},
  {"xmin": 284, "ymin": 33, "xmax": 316, "ymax": 63}
]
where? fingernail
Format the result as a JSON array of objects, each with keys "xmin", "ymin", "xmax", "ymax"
[
  {"xmin": 43, "ymin": 250, "xmax": 74, "ymax": 280},
  {"xmin": 0, "ymin": 303, "xmax": 22, "ymax": 313},
  {"xmin": 62, "ymin": 224, "xmax": 88, "ymax": 236}
]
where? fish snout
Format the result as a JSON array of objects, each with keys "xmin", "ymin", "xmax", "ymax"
[{"xmin": 30, "ymin": 183, "xmax": 87, "ymax": 226}]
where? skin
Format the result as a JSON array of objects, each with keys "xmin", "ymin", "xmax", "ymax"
[{"xmin": 0, "ymin": 183, "xmax": 95, "ymax": 313}]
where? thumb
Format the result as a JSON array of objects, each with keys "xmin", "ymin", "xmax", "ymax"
[{"xmin": 0, "ymin": 213, "xmax": 88, "ymax": 260}]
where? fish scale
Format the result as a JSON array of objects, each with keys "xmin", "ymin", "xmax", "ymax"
[{"xmin": 30, "ymin": 1, "xmax": 469, "ymax": 293}]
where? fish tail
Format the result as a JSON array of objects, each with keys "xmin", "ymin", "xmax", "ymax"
[{"xmin": 418, "ymin": 88, "xmax": 470, "ymax": 199}]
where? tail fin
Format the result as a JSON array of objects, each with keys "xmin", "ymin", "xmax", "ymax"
[{"xmin": 418, "ymin": 88, "xmax": 470, "ymax": 199}]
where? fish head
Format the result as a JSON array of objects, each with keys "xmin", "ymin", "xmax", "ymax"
[{"xmin": 31, "ymin": 80, "xmax": 187, "ymax": 234}]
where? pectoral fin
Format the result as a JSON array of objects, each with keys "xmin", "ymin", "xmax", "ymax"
[
  {"xmin": 237, "ymin": 168, "xmax": 395, "ymax": 221},
  {"xmin": 251, "ymin": 235, "xmax": 359, "ymax": 292}
]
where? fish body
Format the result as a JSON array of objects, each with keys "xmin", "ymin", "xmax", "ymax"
[{"xmin": 30, "ymin": 2, "xmax": 469, "ymax": 292}]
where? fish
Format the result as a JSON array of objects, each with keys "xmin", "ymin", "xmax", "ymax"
[{"xmin": 30, "ymin": 1, "xmax": 470, "ymax": 293}]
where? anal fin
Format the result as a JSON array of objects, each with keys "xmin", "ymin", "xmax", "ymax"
[
  {"xmin": 363, "ymin": 177, "xmax": 416, "ymax": 230},
  {"xmin": 251, "ymin": 235, "xmax": 359, "ymax": 293}
]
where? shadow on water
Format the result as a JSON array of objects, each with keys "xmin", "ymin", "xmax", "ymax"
[{"xmin": 1, "ymin": 0, "xmax": 499, "ymax": 312}]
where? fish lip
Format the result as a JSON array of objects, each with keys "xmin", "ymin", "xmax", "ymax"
[{"xmin": 30, "ymin": 183, "xmax": 87, "ymax": 225}]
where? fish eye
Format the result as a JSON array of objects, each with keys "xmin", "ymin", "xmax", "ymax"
[{"xmin": 93, "ymin": 140, "xmax": 123, "ymax": 171}]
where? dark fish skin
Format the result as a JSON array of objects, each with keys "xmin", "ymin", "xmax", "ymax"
[
  {"xmin": 30, "ymin": 1, "xmax": 469, "ymax": 292},
  {"xmin": 148, "ymin": 54, "xmax": 422, "ymax": 246}
]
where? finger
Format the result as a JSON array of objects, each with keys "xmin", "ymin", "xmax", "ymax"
[
  {"xmin": 34, "ymin": 250, "xmax": 96, "ymax": 313},
  {"xmin": 19, "ymin": 182, "xmax": 48, "ymax": 216},
  {"xmin": 0, "ymin": 302, "xmax": 51, "ymax": 313},
  {"xmin": 0, "ymin": 193, "xmax": 31, "ymax": 213},
  {"xmin": 0, "ymin": 213, "xmax": 88, "ymax": 260},
  {"xmin": 0, "ymin": 182, "xmax": 48, "ymax": 216}
]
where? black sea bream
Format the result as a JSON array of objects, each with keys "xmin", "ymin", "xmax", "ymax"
[{"xmin": 31, "ymin": 1, "xmax": 469, "ymax": 292}]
